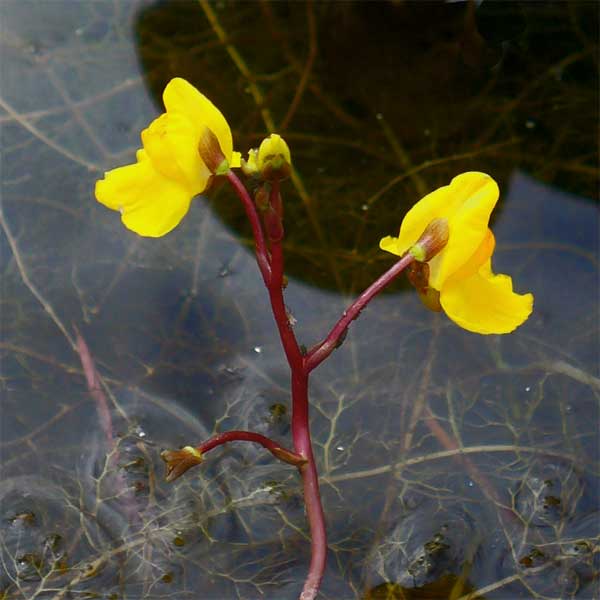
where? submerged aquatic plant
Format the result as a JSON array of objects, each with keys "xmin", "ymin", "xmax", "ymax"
[{"xmin": 95, "ymin": 78, "xmax": 533, "ymax": 600}]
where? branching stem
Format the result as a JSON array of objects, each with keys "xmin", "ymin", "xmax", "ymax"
[
  {"xmin": 225, "ymin": 171, "xmax": 413, "ymax": 600},
  {"xmin": 197, "ymin": 431, "xmax": 305, "ymax": 467},
  {"xmin": 305, "ymin": 252, "xmax": 414, "ymax": 372}
]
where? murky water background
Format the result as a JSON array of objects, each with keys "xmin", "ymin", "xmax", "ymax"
[{"xmin": 1, "ymin": 2, "xmax": 598, "ymax": 599}]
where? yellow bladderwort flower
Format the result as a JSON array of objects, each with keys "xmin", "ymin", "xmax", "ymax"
[
  {"xmin": 95, "ymin": 78, "xmax": 241, "ymax": 237},
  {"xmin": 380, "ymin": 172, "xmax": 534, "ymax": 334}
]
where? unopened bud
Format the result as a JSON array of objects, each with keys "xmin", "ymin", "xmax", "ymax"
[
  {"xmin": 409, "ymin": 218, "xmax": 449, "ymax": 262},
  {"xmin": 198, "ymin": 127, "xmax": 228, "ymax": 174},
  {"xmin": 161, "ymin": 446, "xmax": 203, "ymax": 482},
  {"xmin": 257, "ymin": 134, "xmax": 292, "ymax": 181}
]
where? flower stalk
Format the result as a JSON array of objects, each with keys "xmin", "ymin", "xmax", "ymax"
[
  {"xmin": 161, "ymin": 432, "xmax": 305, "ymax": 482},
  {"xmin": 225, "ymin": 165, "xmax": 415, "ymax": 600}
]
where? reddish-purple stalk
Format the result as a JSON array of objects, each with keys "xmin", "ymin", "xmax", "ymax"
[
  {"xmin": 196, "ymin": 430, "xmax": 305, "ymax": 467},
  {"xmin": 305, "ymin": 251, "xmax": 414, "ymax": 373},
  {"xmin": 225, "ymin": 171, "xmax": 271, "ymax": 284},
  {"xmin": 222, "ymin": 170, "xmax": 414, "ymax": 600}
]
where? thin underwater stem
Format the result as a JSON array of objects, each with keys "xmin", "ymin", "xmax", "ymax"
[{"xmin": 305, "ymin": 252, "xmax": 415, "ymax": 372}]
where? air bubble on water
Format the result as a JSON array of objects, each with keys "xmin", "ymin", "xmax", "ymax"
[
  {"xmin": 135, "ymin": 426, "xmax": 146, "ymax": 438},
  {"xmin": 361, "ymin": 204, "xmax": 369, "ymax": 211},
  {"xmin": 336, "ymin": 446, "xmax": 345, "ymax": 452},
  {"xmin": 525, "ymin": 386, "xmax": 531, "ymax": 392},
  {"xmin": 253, "ymin": 346, "xmax": 262, "ymax": 354},
  {"xmin": 467, "ymin": 480, "xmax": 474, "ymax": 488}
]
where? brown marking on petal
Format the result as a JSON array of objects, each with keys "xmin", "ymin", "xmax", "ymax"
[
  {"xmin": 411, "ymin": 218, "xmax": 450, "ymax": 262},
  {"xmin": 198, "ymin": 127, "xmax": 226, "ymax": 173}
]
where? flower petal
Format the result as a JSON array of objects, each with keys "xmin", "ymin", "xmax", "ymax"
[
  {"xmin": 430, "ymin": 173, "xmax": 499, "ymax": 289},
  {"xmin": 443, "ymin": 228, "xmax": 495, "ymax": 285},
  {"xmin": 141, "ymin": 112, "xmax": 209, "ymax": 193},
  {"xmin": 379, "ymin": 235, "xmax": 405, "ymax": 256},
  {"xmin": 230, "ymin": 151, "xmax": 242, "ymax": 168},
  {"xmin": 380, "ymin": 173, "xmax": 499, "ymax": 289},
  {"xmin": 440, "ymin": 260, "xmax": 534, "ymax": 334},
  {"xmin": 163, "ymin": 78, "xmax": 235, "ymax": 162},
  {"xmin": 96, "ymin": 160, "xmax": 148, "ymax": 211},
  {"xmin": 95, "ymin": 159, "xmax": 192, "ymax": 237}
]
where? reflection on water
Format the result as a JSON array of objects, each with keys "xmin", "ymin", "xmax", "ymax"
[{"xmin": 1, "ymin": 1, "xmax": 598, "ymax": 598}]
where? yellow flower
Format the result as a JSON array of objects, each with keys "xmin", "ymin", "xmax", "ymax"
[
  {"xmin": 95, "ymin": 78, "xmax": 241, "ymax": 237},
  {"xmin": 380, "ymin": 172, "xmax": 534, "ymax": 334}
]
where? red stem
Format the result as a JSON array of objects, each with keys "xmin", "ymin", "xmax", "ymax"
[
  {"xmin": 305, "ymin": 252, "xmax": 415, "ymax": 372},
  {"xmin": 292, "ymin": 371, "xmax": 327, "ymax": 600},
  {"xmin": 264, "ymin": 181, "xmax": 303, "ymax": 369},
  {"xmin": 226, "ymin": 171, "xmax": 271, "ymax": 284},
  {"xmin": 226, "ymin": 174, "xmax": 362, "ymax": 598},
  {"xmin": 264, "ymin": 183, "xmax": 326, "ymax": 599},
  {"xmin": 197, "ymin": 430, "xmax": 305, "ymax": 467}
]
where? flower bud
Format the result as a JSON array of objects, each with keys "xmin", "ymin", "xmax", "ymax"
[
  {"xmin": 409, "ymin": 218, "xmax": 449, "ymax": 262},
  {"xmin": 198, "ymin": 127, "xmax": 229, "ymax": 175},
  {"xmin": 257, "ymin": 134, "xmax": 292, "ymax": 181},
  {"xmin": 161, "ymin": 446, "xmax": 203, "ymax": 482}
]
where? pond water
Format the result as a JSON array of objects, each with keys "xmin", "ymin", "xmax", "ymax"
[{"xmin": 1, "ymin": 2, "xmax": 598, "ymax": 599}]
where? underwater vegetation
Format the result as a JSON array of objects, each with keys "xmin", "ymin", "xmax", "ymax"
[{"xmin": 1, "ymin": 1, "xmax": 598, "ymax": 599}]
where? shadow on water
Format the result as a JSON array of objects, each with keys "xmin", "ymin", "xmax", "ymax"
[
  {"xmin": 135, "ymin": 0, "xmax": 598, "ymax": 293},
  {"xmin": 0, "ymin": 1, "xmax": 598, "ymax": 599}
]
